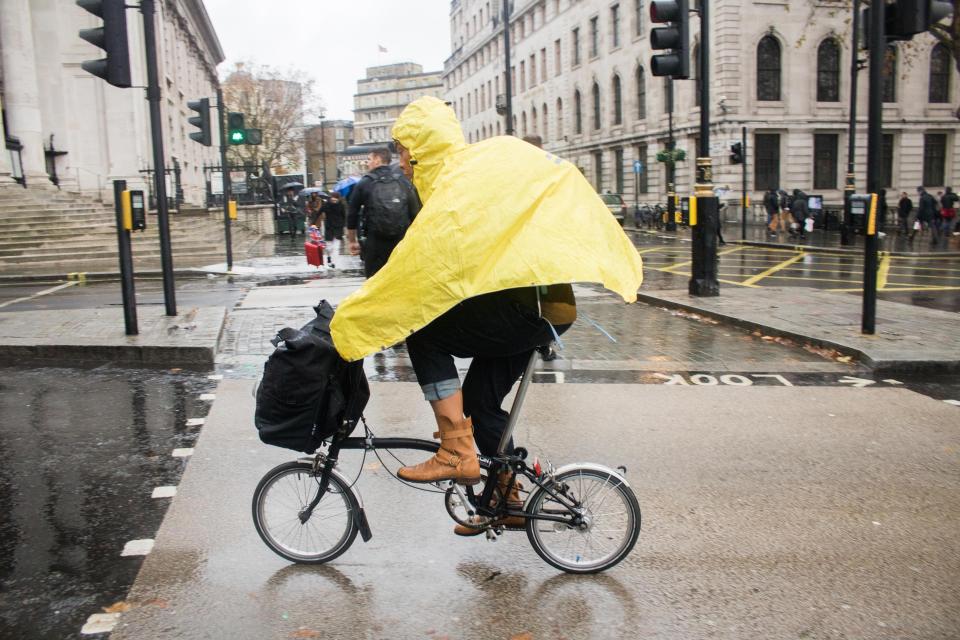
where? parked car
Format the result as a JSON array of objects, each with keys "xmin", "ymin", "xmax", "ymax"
[{"xmin": 600, "ymin": 193, "xmax": 627, "ymax": 226}]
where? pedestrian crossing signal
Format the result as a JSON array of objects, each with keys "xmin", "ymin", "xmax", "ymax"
[{"xmin": 228, "ymin": 112, "xmax": 246, "ymax": 145}]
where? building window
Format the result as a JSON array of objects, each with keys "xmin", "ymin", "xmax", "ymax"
[
  {"xmin": 611, "ymin": 4, "xmax": 621, "ymax": 49},
  {"xmin": 612, "ymin": 74, "xmax": 623, "ymax": 124},
  {"xmin": 554, "ymin": 39, "xmax": 562, "ymax": 76},
  {"xmin": 754, "ymin": 133, "xmax": 780, "ymax": 190},
  {"xmin": 532, "ymin": 106, "xmax": 538, "ymax": 134},
  {"xmin": 556, "ymin": 97, "xmax": 564, "ymax": 139},
  {"xmin": 590, "ymin": 16, "xmax": 599, "ymax": 58},
  {"xmin": 637, "ymin": 66, "xmax": 646, "ymax": 119},
  {"xmin": 635, "ymin": 0, "xmax": 643, "ymax": 37},
  {"xmin": 883, "ymin": 45, "xmax": 897, "ymax": 103},
  {"xmin": 816, "ymin": 38, "xmax": 840, "ymax": 102},
  {"xmin": 593, "ymin": 150, "xmax": 603, "ymax": 191},
  {"xmin": 572, "ymin": 28, "xmax": 581, "ymax": 66},
  {"xmin": 522, "ymin": 111, "xmax": 528, "ymax": 136},
  {"xmin": 615, "ymin": 147, "xmax": 625, "ymax": 193},
  {"xmin": 638, "ymin": 142, "xmax": 649, "ymax": 193},
  {"xmin": 813, "ymin": 133, "xmax": 838, "ymax": 189},
  {"xmin": 757, "ymin": 35, "xmax": 781, "ymax": 101},
  {"xmin": 592, "ymin": 81, "xmax": 602, "ymax": 130},
  {"xmin": 574, "ymin": 90, "xmax": 583, "ymax": 133},
  {"xmin": 541, "ymin": 48, "xmax": 548, "ymax": 82},
  {"xmin": 542, "ymin": 103, "xmax": 548, "ymax": 142},
  {"xmin": 923, "ymin": 133, "xmax": 947, "ymax": 186},
  {"xmin": 929, "ymin": 43, "xmax": 951, "ymax": 103},
  {"xmin": 530, "ymin": 55, "xmax": 536, "ymax": 87},
  {"xmin": 881, "ymin": 134, "xmax": 894, "ymax": 189}
]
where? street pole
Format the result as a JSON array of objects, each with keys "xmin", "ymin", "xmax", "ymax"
[
  {"xmin": 113, "ymin": 179, "xmax": 137, "ymax": 335},
  {"xmin": 140, "ymin": 0, "xmax": 176, "ymax": 316},
  {"xmin": 689, "ymin": 0, "xmax": 719, "ymax": 296},
  {"xmin": 842, "ymin": 0, "xmax": 861, "ymax": 246},
  {"xmin": 862, "ymin": 0, "xmax": 883, "ymax": 334},
  {"xmin": 319, "ymin": 117, "xmax": 327, "ymax": 189},
  {"xmin": 502, "ymin": 0, "xmax": 514, "ymax": 135},
  {"xmin": 216, "ymin": 87, "xmax": 233, "ymax": 271},
  {"xmin": 741, "ymin": 126, "xmax": 747, "ymax": 240},
  {"xmin": 666, "ymin": 79, "xmax": 677, "ymax": 232}
]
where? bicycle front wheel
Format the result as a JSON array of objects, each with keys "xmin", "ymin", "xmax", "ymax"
[
  {"xmin": 252, "ymin": 461, "xmax": 359, "ymax": 564},
  {"xmin": 526, "ymin": 467, "xmax": 640, "ymax": 574}
]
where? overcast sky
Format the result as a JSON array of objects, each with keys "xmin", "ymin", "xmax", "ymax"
[{"xmin": 204, "ymin": 0, "xmax": 452, "ymax": 121}]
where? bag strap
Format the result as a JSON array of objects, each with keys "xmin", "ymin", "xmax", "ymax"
[{"xmin": 271, "ymin": 327, "xmax": 299, "ymax": 348}]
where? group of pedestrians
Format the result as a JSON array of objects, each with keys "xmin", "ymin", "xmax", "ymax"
[
  {"xmin": 897, "ymin": 186, "xmax": 958, "ymax": 245},
  {"xmin": 763, "ymin": 188, "xmax": 812, "ymax": 240}
]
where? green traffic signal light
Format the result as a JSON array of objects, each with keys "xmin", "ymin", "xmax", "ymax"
[
  {"xmin": 227, "ymin": 112, "xmax": 246, "ymax": 145},
  {"xmin": 230, "ymin": 129, "xmax": 246, "ymax": 144}
]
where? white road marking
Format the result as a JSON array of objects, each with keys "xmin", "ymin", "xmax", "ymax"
[
  {"xmin": 883, "ymin": 379, "xmax": 903, "ymax": 385},
  {"xmin": 839, "ymin": 376, "xmax": 876, "ymax": 388},
  {"xmin": 0, "ymin": 281, "xmax": 77, "ymax": 310},
  {"xmin": 81, "ymin": 613, "xmax": 121, "ymax": 635},
  {"xmin": 752, "ymin": 374, "xmax": 794, "ymax": 386},
  {"xmin": 151, "ymin": 486, "xmax": 177, "ymax": 498},
  {"xmin": 198, "ymin": 393, "xmax": 216, "ymax": 401},
  {"xmin": 207, "ymin": 374, "xmax": 224, "ymax": 381},
  {"xmin": 172, "ymin": 448, "xmax": 194, "ymax": 457},
  {"xmin": 121, "ymin": 539, "xmax": 154, "ymax": 556},
  {"xmin": 185, "ymin": 418, "xmax": 205, "ymax": 427},
  {"xmin": 944, "ymin": 399, "xmax": 960, "ymax": 406}
]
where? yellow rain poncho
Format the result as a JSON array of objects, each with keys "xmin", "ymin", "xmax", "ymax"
[{"xmin": 331, "ymin": 96, "xmax": 643, "ymax": 361}]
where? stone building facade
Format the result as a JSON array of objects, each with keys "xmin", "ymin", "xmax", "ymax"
[
  {"xmin": 443, "ymin": 0, "xmax": 959, "ymax": 208},
  {"xmin": 305, "ymin": 119, "xmax": 353, "ymax": 189},
  {"xmin": 0, "ymin": 0, "xmax": 223, "ymax": 206},
  {"xmin": 354, "ymin": 62, "xmax": 445, "ymax": 145}
]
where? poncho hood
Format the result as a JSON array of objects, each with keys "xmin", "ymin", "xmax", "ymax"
[{"xmin": 330, "ymin": 97, "xmax": 644, "ymax": 362}]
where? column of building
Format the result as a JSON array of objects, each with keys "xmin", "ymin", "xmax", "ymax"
[{"xmin": 0, "ymin": 0, "xmax": 47, "ymax": 179}]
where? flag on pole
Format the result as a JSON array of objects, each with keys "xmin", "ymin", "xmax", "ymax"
[{"xmin": 378, "ymin": 45, "xmax": 388, "ymax": 53}]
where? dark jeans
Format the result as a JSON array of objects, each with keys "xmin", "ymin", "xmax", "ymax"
[
  {"xmin": 362, "ymin": 234, "xmax": 400, "ymax": 278},
  {"xmin": 405, "ymin": 290, "xmax": 570, "ymax": 457}
]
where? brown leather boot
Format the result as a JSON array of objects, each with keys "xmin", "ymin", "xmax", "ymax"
[
  {"xmin": 454, "ymin": 475, "xmax": 525, "ymax": 536},
  {"xmin": 397, "ymin": 416, "xmax": 481, "ymax": 485}
]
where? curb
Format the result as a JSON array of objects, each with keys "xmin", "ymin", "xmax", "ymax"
[
  {"xmin": 635, "ymin": 291, "xmax": 959, "ymax": 376},
  {"xmin": 0, "ymin": 344, "xmax": 217, "ymax": 369},
  {"xmin": 0, "ymin": 268, "xmax": 223, "ymax": 285}
]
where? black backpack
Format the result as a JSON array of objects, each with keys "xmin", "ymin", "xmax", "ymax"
[
  {"xmin": 364, "ymin": 173, "xmax": 410, "ymax": 238},
  {"xmin": 254, "ymin": 300, "xmax": 369, "ymax": 453}
]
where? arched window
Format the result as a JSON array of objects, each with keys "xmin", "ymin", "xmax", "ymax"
[
  {"xmin": 592, "ymin": 81, "xmax": 601, "ymax": 130},
  {"xmin": 556, "ymin": 98, "xmax": 564, "ymax": 139},
  {"xmin": 612, "ymin": 74, "xmax": 623, "ymax": 125},
  {"xmin": 929, "ymin": 43, "xmax": 951, "ymax": 103},
  {"xmin": 693, "ymin": 44, "xmax": 701, "ymax": 107},
  {"xmin": 636, "ymin": 66, "xmax": 646, "ymax": 120},
  {"xmin": 883, "ymin": 45, "xmax": 897, "ymax": 103},
  {"xmin": 816, "ymin": 38, "xmax": 841, "ymax": 102},
  {"xmin": 574, "ymin": 90, "xmax": 583, "ymax": 134},
  {"xmin": 532, "ymin": 106, "xmax": 538, "ymax": 134},
  {"xmin": 757, "ymin": 35, "xmax": 781, "ymax": 101},
  {"xmin": 542, "ymin": 103, "xmax": 548, "ymax": 142},
  {"xmin": 522, "ymin": 111, "xmax": 528, "ymax": 136}
]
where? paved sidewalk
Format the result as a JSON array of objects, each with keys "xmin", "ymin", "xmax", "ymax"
[
  {"xmin": 637, "ymin": 286, "xmax": 960, "ymax": 374},
  {"xmin": 0, "ymin": 305, "xmax": 226, "ymax": 367}
]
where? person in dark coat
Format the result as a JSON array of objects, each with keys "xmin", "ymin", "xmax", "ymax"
[
  {"xmin": 321, "ymin": 192, "xmax": 346, "ymax": 268},
  {"xmin": 279, "ymin": 187, "xmax": 303, "ymax": 240},
  {"xmin": 940, "ymin": 186, "xmax": 958, "ymax": 235},
  {"xmin": 897, "ymin": 191, "xmax": 913, "ymax": 235},
  {"xmin": 347, "ymin": 147, "xmax": 420, "ymax": 278},
  {"xmin": 763, "ymin": 188, "xmax": 780, "ymax": 238},
  {"xmin": 913, "ymin": 186, "xmax": 937, "ymax": 242},
  {"xmin": 791, "ymin": 189, "xmax": 809, "ymax": 240}
]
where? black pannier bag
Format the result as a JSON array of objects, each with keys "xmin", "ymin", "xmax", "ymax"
[{"xmin": 255, "ymin": 300, "xmax": 370, "ymax": 453}]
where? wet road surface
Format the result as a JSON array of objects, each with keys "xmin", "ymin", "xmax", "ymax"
[{"xmin": 0, "ymin": 366, "xmax": 216, "ymax": 639}]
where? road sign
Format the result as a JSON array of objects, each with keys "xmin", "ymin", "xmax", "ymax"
[
  {"xmin": 230, "ymin": 170, "xmax": 247, "ymax": 195},
  {"xmin": 633, "ymin": 160, "xmax": 643, "ymax": 174}
]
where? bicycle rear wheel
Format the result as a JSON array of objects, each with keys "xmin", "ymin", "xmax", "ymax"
[
  {"xmin": 252, "ymin": 461, "xmax": 359, "ymax": 564},
  {"xmin": 526, "ymin": 466, "xmax": 640, "ymax": 574}
]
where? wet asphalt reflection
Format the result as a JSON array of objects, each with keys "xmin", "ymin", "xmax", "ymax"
[{"xmin": 0, "ymin": 366, "xmax": 215, "ymax": 639}]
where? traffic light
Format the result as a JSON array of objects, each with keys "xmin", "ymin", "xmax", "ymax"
[
  {"xmin": 729, "ymin": 142, "xmax": 743, "ymax": 164},
  {"xmin": 76, "ymin": 0, "xmax": 131, "ymax": 88},
  {"xmin": 649, "ymin": 0, "xmax": 690, "ymax": 80},
  {"xmin": 187, "ymin": 98, "xmax": 212, "ymax": 146},
  {"xmin": 245, "ymin": 128, "xmax": 263, "ymax": 145},
  {"xmin": 227, "ymin": 112, "xmax": 246, "ymax": 145},
  {"xmin": 863, "ymin": 0, "xmax": 952, "ymax": 46}
]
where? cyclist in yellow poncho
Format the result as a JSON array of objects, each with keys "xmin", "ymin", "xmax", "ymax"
[{"xmin": 331, "ymin": 97, "xmax": 643, "ymax": 520}]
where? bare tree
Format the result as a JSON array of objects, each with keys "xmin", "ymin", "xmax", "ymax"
[{"xmin": 221, "ymin": 62, "xmax": 324, "ymax": 172}]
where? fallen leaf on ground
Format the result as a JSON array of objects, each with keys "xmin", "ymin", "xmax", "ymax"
[
  {"xmin": 102, "ymin": 601, "xmax": 132, "ymax": 613},
  {"xmin": 511, "ymin": 633, "xmax": 534, "ymax": 640},
  {"xmin": 140, "ymin": 598, "xmax": 169, "ymax": 609},
  {"xmin": 291, "ymin": 629, "xmax": 321, "ymax": 638}
]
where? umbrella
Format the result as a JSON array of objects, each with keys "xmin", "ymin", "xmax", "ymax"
[
  {"xmin": 334, "ymin": 175, "xmax": 361, "ymax": 197},
  {"xmin": 300, "ymin": 187, "xmax": 328, "ymax": 197},
  {"xmin": 279, "ymin": 181, "xmax": 304, "ymax": 191}
]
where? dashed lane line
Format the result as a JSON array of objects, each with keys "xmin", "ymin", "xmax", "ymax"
[{"xmin": 0, "ymin": 281, "xmax": 77, "ymax": 310}]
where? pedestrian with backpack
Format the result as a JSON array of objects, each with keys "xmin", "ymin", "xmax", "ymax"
[{"xmin": 347, "ymin": 147, "xmax": 419, "ymax": 278}]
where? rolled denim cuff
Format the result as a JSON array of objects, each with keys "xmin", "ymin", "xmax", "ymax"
[{"xmin": 421, "ymin": 378, "xmax": 461, "ymax": 402}]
